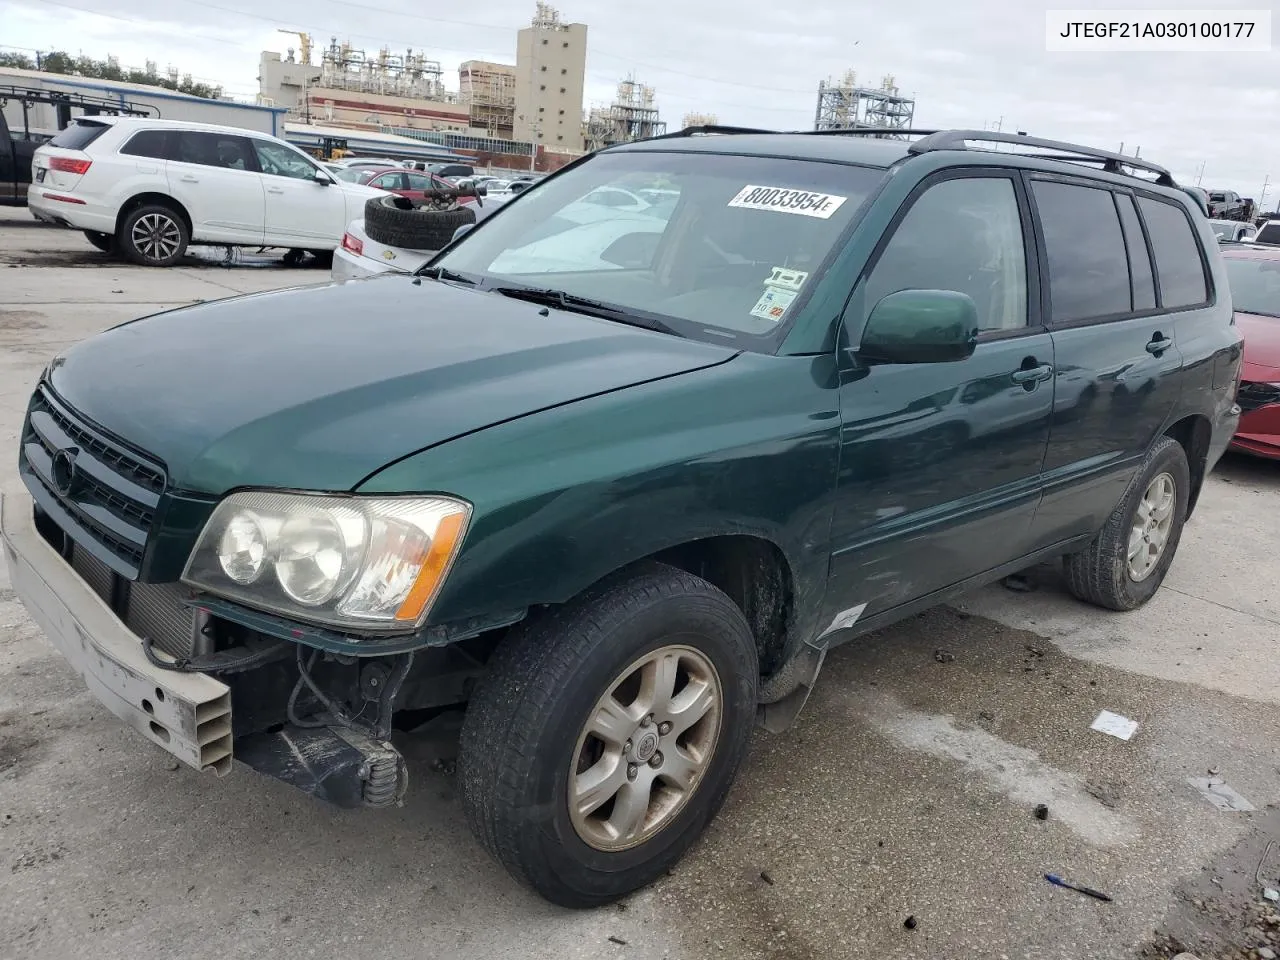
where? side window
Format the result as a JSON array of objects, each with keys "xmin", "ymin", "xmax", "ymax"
[
  {"xmin": 119, "ymin": 130, "xmax": 169, "ymax": 159},
  {"xmin": 1031, "ymin": 180, "xmax": 1130, "ymax": 322},
  {"xmin": 370, "ymin": 173, "xmax": 402, "ymax": 190},
  {"xmin": 1137, "ymin": 197, "xmax": 1209, "ymax": 309},
  {"xmin": 1115, "ymin": 194, "xmax": 1156, "ymax": 310},
  {"xmin": 863, "ymin": 176, "xmax": 1028, "ymax": 333},
  {"xmin": 174, "ymin": 132, "xmax": 254, "ymax": 171},
  {"xmin": 405, "ymin": 172, "xmax": 433, "ymax": 190},
  {"xmin": 253, "ymin": 139, "xmax": 319, "ymax": 180}
]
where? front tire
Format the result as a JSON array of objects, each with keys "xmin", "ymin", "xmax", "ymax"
[
  {"xmin": 458, "ymin": 564, "xmax": 758, "ymax": 908},
  {"xmin": 117, "ymin": 203, "xmax": 188, "ymax": 267},
  {"xmin": 1063, "ymin": 435, "xmax": 1190, "ymax": 610}
]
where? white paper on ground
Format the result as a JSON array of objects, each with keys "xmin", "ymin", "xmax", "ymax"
[
  {"xmin": 1090, "ymin": 710, "xmax": 1139, "ymax": 741},
  {"xmin": 1187, "ymin": 777, "xmax": 1256, "ymax": 812}
]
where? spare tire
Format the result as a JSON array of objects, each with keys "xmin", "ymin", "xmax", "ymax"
[{"xmin": 363, "ymin": 195, "xmax": 476, "ymax": 251}]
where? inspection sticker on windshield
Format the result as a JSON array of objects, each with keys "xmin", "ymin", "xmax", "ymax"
[
  {"xmin": 750, "ymin": 286, "xmax": 798, "ymax": 322},
  {"xmin": 728, "ymin": 185, "xmax": 847, "ymax": 219}
]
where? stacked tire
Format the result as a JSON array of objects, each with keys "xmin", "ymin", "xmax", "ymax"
[{"xmin": 363, "ymin": 195, "xmax": 476, "ymax": 251}]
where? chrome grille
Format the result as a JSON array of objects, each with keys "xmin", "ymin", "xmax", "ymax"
[
  {"xmin": 21, "ymin": 387, "xmax": 165, "ymax": 576},
  {"xmin": 69, "ymin": 545, "xmax": 196, "ymax": 659}
]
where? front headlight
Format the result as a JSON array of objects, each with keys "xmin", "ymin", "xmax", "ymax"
[{"xmin": 182, "ymin": 491, "xmax": 470, "ymax": 632}]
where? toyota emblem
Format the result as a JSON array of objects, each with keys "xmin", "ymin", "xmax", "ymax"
[{"xmin": 50, "ymin": 447, "xmax": 79, "ymax": 497}]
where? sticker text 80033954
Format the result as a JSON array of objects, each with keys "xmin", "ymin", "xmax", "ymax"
[{"xmin": 728, "ymin": 185, "xmax": 848, "ymax": 219}]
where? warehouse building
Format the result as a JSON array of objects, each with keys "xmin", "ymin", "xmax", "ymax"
[{"xmin": 0, "ymin": 66, "xmax": 287, "ymax": 136}]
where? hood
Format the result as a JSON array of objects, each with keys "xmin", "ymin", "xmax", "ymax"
[
  {"xmin": 47, "ymin": 277, "xmax": 737, "ymax": 495},
  {"xmin": 1235, "ymin": 311, "xmax": 1280, "ymax": 382}
]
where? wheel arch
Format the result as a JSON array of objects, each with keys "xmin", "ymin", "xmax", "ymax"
[
  {"xmin": 1164, "ymin": 413, "xmax": 1212, "ymax": 516},
  {"xmin": 115, "ymin": 193, "xmax": 193, "ymax": 237}
]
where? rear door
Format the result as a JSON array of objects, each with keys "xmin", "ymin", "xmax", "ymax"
[
  {"xmin": 1027, "ymin": 178, "xmax": 1192, "ymax": 547},
  {"xmin": 0, "ymin": 110, "xmax": 15, "ymax": 204},
  {"xmin": 251, "ymin": 138, "xmax": 348, "ymax": 247},
  {"xmin": 166, "ymin": 131, "xmax": 265, "ymax": 244}
]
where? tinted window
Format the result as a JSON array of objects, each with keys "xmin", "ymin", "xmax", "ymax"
[
  {"xmin": 174, "ymin": 132, "xmax": 254, "ymax": 170},
  {"xmin": 49, "ymin": 120, "xmax": 109, "ymax": 150},
  {"xmin": 119, "ymin": 130, "xmax": 169, "ymax": 159},
  {"xmin": 1116, "ymin": 194, "xmax": 1156, "ymax": 310},
  {"xmin": 1257, "ymin": 222, "xmax": 1280, "ymax": 246},
  {"xmin": 863, "ymin": 176, "xmax": 1028, "ymax": 333},
  {"xmin": 253, "ymin": 139, "xmax": 319, "ymax": 180},
  {"xmin": 1137, "ymin": 197, "xmax": 1209, "ymax": 308},
  {"xmin": 1032, "ymin": 180, "xmax": 1130, "ymax": 322},
  {"xmin": 405, "ymin": 172, "xmax": 433, "ymax": 190}
]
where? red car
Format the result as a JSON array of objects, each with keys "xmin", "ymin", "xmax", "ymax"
[
  {"xmin": 1223, "ymin": 244, "xmax": 1280, "ymax": 458},
  {"xmin": 355, "ymin": 166, "xmax": 477, "ymax": 205}
]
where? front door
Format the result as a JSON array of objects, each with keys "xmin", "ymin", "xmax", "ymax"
[
  {"xmin": 823, "ymin": 171, "xmax": 1054, "ymax": 633},
  {"xmin": 251, "ymin": 139, "xmax": 349, "ymax": 247},
  {"xmin": 166, "ymin": 131, "xmax": 265, "ymax": 244}
]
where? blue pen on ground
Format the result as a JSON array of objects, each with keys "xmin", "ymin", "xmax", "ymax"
[{"xmin": 1045, "ymin": 873, "xmax": 1113, "ymax": 902}]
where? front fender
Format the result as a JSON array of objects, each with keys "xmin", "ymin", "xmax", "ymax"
[{"xmin": 357, "ymin": 352, "xmax": 843, "ymax": 640}]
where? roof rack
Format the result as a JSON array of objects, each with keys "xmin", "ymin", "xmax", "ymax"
[
  {"xmin": 648, "ymin": 124, "xmax": 781, "ymax": 140},
  {"xmin": 0, "ymin": 84, "xmax": 157, "ymax": 119},
  {"xmin": 907, "ymin": 130, "xmax": 1175, "ymax": 186}
]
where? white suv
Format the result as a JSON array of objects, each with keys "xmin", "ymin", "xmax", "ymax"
[{"xmin": 28, "ymin": 117, "xmax": 384, "ymax": 266}]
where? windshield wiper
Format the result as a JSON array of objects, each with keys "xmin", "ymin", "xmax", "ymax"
[
  {"xmin": 486, "ymin": 285, "xmax": 678, "ymax": 335},
  {"xmin": 417, "ymin": 264, "xmax": 476, "ymax": 285}
]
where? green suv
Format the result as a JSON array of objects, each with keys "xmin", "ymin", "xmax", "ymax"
[{"xmin": 1, "ymin": 128, "xmax": 1242, "ymax": 907}]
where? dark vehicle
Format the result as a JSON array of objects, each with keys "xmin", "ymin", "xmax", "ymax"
[
  {"xmin": 1, "ymin": 127, "xmax": 1242, "ymax": 908},
  {"xmin": 426, "ymin": 162, "xmax": 475, "ymax": 180},
  {"xmin": 0, "ymin": 85, "xmax": 152, "ymax": 206},
  {"xmin": 1221, "ymin": 244, "xmax": 1280, "ymax": 459},
  {"xmin": 1255, "ymin": 218, "xmax": 1280, "ymax": 246},
  {"xmin": 1207, "ymin": 189, "xmax": 1253, "ymax": 221}
]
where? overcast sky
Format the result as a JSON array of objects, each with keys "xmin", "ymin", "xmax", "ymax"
[{"xmin": 1, "ymin": 0, "xmax": 1275, "ymax": 204}]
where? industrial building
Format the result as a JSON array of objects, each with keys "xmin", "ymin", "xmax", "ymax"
[
  {"xmin": 813, "ymin": 70, "xmax": 915, "ymax": 137},
  {"xmin": 513, "ymin": 2, "xmax": 588, "ymax": 147},
  {"xmin": 584, "ymin": 77, "xmax": 667, "ymax": 152},
  {"xmin": 459, "ymin": 61, "xmax": 516, "ymax": 139},
  {"xmin": 1, "ymin": 65, "xmax": 287, "ymax": 136},
  {"xmin": 682, "ymin": 112, "xmax": 718, "ymax": 129}
]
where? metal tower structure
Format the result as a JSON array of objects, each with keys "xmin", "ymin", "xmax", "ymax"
[{"xmin": 814, "ymin": 70, "xmax": 915, "ymax": 137}]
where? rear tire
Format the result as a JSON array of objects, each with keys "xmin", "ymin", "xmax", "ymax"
[
  {"xmin": 363, "ymin": 195, "xmax": 475, "ymax": 250},
  {"xmin": 117, "ymin": 203, "xmax": 188, "ymax": 267},
  {"xmin": 83, "ymin": 230, "xmax": 114, "ymax": 253},
  {"xmin": 1062, "ymin": 435, "xmax": 1190, "ymax": 611},
  {"xmin": 458, "ymin": 563, "xmax": 758, "ymax": 908}
]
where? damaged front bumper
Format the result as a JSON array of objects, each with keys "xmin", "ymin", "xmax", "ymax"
[{"xmin": 0, "ymin": 487, "xmax": 406, "ymax": 808}]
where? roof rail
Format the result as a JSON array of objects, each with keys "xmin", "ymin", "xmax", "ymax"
[
  {"xmin": 907, "ymin": 130, "xmax": 1175, "ymax": 186},
  {"xmin": 805, "ymin": 127, "xmax": 939, "ymax": 138},
  {"xmin": 649, "ymin": 124, "xmax": 781, "ymax": 141}
]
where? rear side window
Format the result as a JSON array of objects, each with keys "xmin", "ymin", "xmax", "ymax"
[
  {"xmin": 48, "ymin": 120, "xmax": 109, "ymax": 150},
  {"xmin": 173, "ymin": 132, "xmax": 255, "ymax": 171},
  {"xmin": 1136, "ymin": 197, "xmax": 1209, "ymax": 308},
  {"xmin": 119, "ymin": 130, "xmax": 169, "ymax": 159},
  {"xmin": 1032, "ymin": 180, "xmax": 1130, "ymax": 322},
  {"xmin": 1115, "ymin": 194, "xmax": 1156, "ymax": 310},
  {"xmin": 1254, "ymin": 222, "xmax": 1280, "ymax": 246}
]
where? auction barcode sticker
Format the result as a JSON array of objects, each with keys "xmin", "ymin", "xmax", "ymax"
[
  {"xmin": 728, "ymin": 185, "xmax": 847, "ymax": 219},
  {"xmin": 1046, "ymin": 9, "xmax": 1272, "ymax": 51}
]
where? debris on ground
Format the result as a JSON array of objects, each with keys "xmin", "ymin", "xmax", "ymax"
[
  {"xmin": 934, "ymin": 649, "xmax": 955, "ymax": 664},
  {"xmin": 1187, "ymin": 777, "xmax": 1256, "ymax": 812},
  {"xmin": 1034, "ymin": 804, "xmax": 1049, "ymax": 821},
  {"xmin": 607, "ymin": 935, "xmax": 628, "ymax": 946},
  {"xmin": 1002, "ymin": 573, "xmax": 1037, "ymax": 592},
  {"xmin": 1045, "ymin": 873, "xmax": 1112, "ymax": 902},
  {"xmin": 1090, "ymin": 710, "xmax": 1139, "ymax": 741},
  {"xmin": 1264, "ymin": 888, "xmax": 1279, "ymax": 902},
  {"xmin": 431, "ymin": 758, "xmax": 457, "ymax": 776},
  {"xmin": 759, "ymin": 871, "xmax": 774, "ymax": 886},
  {"xmin": 903, "ymin": 916, "xmax": 917, "ymax": 930},
  {"xmin": 166, "ymin": 760, "xmax": 180, "ymax": 772}
]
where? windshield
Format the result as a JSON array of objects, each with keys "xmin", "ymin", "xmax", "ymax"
[
  {"xmin": 1225, "ymin": 257, "xmax": 1280, "ymax": 318},
  {"xmin": 433, "ymin": 150, "xmax": 885, "ymax": 348},
  {"xmin": 1210, "ymin": 221, "xmax": 1237, "ymax": 239}
]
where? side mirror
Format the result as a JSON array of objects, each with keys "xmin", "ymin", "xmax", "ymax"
[
  {"xmin": 452, "ymin": 223, "xmax": 475, "ymax": 243},
  {"xmin": 314, "ymin": 170, "xmax": 334, "ymax": 186},
  {"xmin": 858, "ymin": 290, "xmax": 979, "ymax": 364}
]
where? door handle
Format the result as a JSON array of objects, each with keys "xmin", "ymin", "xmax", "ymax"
[
  {"xmin": 267, "ymin": 187, "xmax": 284, "ymax": 195},
  {"xmin": 1011, "ymin": 363, "xmax": 1053, "ymax": 385},
  {"xmin": 1146, "ymin": 335, "xmax": 1174, "ymax": 356},
  {"xmin": 179, "ymin": 175, "xmax": 199, "ymax": 183}
]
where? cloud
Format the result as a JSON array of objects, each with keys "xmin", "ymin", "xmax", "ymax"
[{"xmin": 1, "ymin": 0, "xmax": 1275, "ymax": 202}]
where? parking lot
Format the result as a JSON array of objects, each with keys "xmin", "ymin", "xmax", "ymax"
[{"xmin": 1, "ymin": 206, "xmax": 1278, "ymax": 960}]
